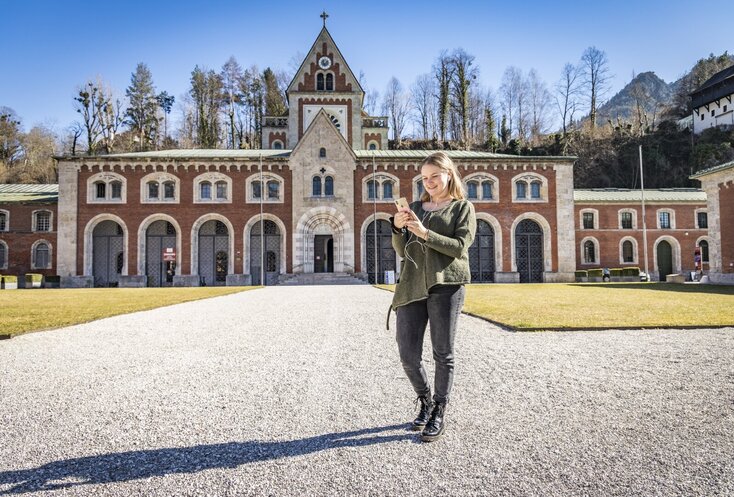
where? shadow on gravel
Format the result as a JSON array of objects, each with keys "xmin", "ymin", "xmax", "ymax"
[{"xmin": 0, "ymin": 423, "xmax": 415, "ymax": 494}]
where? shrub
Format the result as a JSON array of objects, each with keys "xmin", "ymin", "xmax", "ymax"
[
  {"xmin": 574, "ymin": 270, "xmax": 588, "ymax": 277},
  {"xmin": 610, "ymin": 268, "xmax": 623, "ymax": 277},
  {"xmin": 587, "ymin": 268, "xmax": 604, "ymax": 277},
  {"xmin": 622, "ymin": 267, "xmax": 640, "ymax": 277}
]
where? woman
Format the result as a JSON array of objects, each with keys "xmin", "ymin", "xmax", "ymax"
[{"xmin": 390, "ymin": 151, "xmax": 476, "ymax": 442}]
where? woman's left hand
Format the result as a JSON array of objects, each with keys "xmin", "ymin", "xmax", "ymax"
[{"xmin": 405, "ymin": 217, "xmax": 429, "ymax": 240}]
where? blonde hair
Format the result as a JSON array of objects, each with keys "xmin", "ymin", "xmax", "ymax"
[{"xmin": 419, "ymin": 151, "xmax": 465, "ymax": 202}]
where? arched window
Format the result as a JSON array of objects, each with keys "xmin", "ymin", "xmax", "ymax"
[
  {"xmin": 200, "ymin": 182, "xmax": 212, "ymax": 200},
  {"xmin": 516, "ymin": 181, "xmax": 527, "ymax": 199},
  {"xmin": 316, "ymin": 73, "xmax": 325, "ymax": 91},
  {"xmin": 267, "ymin": 180, "xmax": 280, "ymax": 199},
  {"xmin": 325, "ymin": 176, "xmax": 334, "ymax": 196},
  {"xmin": 367, "ymin": 180, "xmax": 377, "ymax": 200},
  {"xmin": 252, "ymin": 180, "xmax": 262, "ymax": 199},
  {"xmin": 215, "ymin": 181, "xmax": 228, "ymax": 200},
  {"xmin": 482, "ymin": 181, "xmax": 493, "ymax": 199},
  {"xmin": 148, "ymin": 181, "xmax": 159, "ymax": 200},
  {"xmin": 272, "ymin": 141, "xmax": 283, "ymax": 150},
  {"xmin": 699, "ymin": 240, "xmax": 709, "ymax": 263},
  {"xmin": 312, "ymin": 176, "xmax": 322, "ymax": 196},
  {"xmin": 319, "ymin": 147, "xmax": 326, "ymax": 158},
  {"xmin": 467, "ymin": 181, "xmax": 478, "ymax": 199},
  {"xmin": 110, "ymin": 181, "xmax": 122, "ymax": 199},
  {"xmin": 583, "ymin": 240, "xmax": 596, "ymax": 264},
  {"xmin": 35, "ymin": 242, "xmax": 50, "ymax": 268},
  {"xmin": 326, "ymin": 73, "xmax": 334, "ymax": 91},
  {"xmin": 530, "ymin": 181, "xmax": 541, "ymax": 199},
  {"xmin": 369, "ymin": 142, "xmax": 377, "ymax": 150},
  {"xmin": 622, "ymin": 240, "xmax": 634, "ymax": 263},
  {"xmin": 34, "ymin": 211, "xmax": 51, "ymax": 232},
  {"xmin": 95, "ymin": 182, "xmax": 106, "ymax": 199},
  {"xmin": 382, "ymin": 181, "xmax": 393, "ymax": 199}
]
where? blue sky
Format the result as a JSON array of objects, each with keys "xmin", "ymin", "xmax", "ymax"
[{"xmin": 2, "ymin": 0, "xmax": 731, "ymax": 134}]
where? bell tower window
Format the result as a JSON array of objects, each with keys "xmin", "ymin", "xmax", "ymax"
[
  {"xmin": 317, "ymin": 73, "xmax": 325, "ymax": 91},
  {"xmin": 325, "ymin": 73, "xmax": 334, "ymax": 91}
]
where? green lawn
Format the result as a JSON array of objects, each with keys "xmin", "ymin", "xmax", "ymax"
[
  {"xmin": 377, "ymin": 283, "xmax": 734, "ymax": 331},
  {"xmin": 0, "ymin": 287, "xmax": 256, "ymax": 337}
]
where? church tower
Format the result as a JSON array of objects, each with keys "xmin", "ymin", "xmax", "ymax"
[{"xmin": 261, "ymin": 13, "xmax": 388, "ymax": 150}]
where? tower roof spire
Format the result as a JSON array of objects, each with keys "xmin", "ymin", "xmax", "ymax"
[{"xmin": 320, "ymin": 10, "xmax": 329, "ymax": 27}]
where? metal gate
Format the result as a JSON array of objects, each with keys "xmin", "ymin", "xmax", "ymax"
[
  {"xmin": 657, "ymin": 240, "xmax": 673, "ymax": 281},
  {"xmin": 366, "ymin": 219, "xmax": 396, "ymax": 284},
  {"xmin": 199, "ymin": 220, "xmax": 229, "ymax": 286},
  {"xmin": 469, "ymin": 219, "xmax": 495, "ymax": 283},
  {"xmin": 146, "ymin": 220, "xmax": 177, "ymax": 287},
  {"xmin": 92, "ymin": 220, "xmax": 123, "ymax": 287},
  {"xmin": 250, "ymin": 220, "xmax": 281, "ymax": 285},
  {"xmin": 515, "ymin": 219, "xmax": 543, "ymax": 283}
]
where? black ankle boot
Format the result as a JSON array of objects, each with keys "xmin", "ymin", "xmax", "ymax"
[
  {"xmin": 421, "ymin": 401, "xmax": 447, "ymax": 442},
  {"xmin": 412, "ymin": 394, "xmax": 433, "ymax": 430}
]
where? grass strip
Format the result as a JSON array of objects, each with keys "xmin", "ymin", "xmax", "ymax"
[
  {"xmin": 0, "ymin": 287, "xmax": 256, "ymax": 337},
  {"xmin": 376, "ymin": 283, "xmax": 734, "ymax": 331}
]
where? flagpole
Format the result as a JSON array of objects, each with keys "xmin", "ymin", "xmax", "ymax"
[
  {"xmin": 639, "ymin": 145, "xmax": 649, "ymax": 280},
  {"xmin": 259, "ymin": 153, "xmax": 265, "ymax": 286}
]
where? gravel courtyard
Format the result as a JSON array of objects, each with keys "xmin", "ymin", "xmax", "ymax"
[{"xmin": 0, "ymin": 285, "xmax": 732, "ymax": 496}]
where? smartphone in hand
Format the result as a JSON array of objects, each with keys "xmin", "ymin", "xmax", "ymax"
[{"xmin": 394, "ymin": 197, "xmax": 410, "ymax": 211}]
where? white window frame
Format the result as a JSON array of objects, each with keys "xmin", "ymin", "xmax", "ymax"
[
  {"xmin": 271, "ymin": 140, "xmax": 284, "ymax": 149},
  {"xmin": 362, "ymin": 172, "xmax": 400, "ymax": 203},
  {"xmin": 30, "ymin": 239, "xmax": 53, "ymax": 270},
  {"xmin": 618, "ymin": 208, "xmax": 637, "ymax": 230},
  {"xmin": 464, "ymin": 173, "xmax": 499, "ymax": 203},
  {"xmin": 619, "ymin": 236, "xmax": 638, "ymax": 265},
  {"xmin": 656, "ymin": 208, "xmax": 675, "ymax": 230},
  {"xmin": 367, "ymin": 140, "xmax": 379, "ymax": 150},
  {"xmin": 32, "ymin": 210, "xmax": 53, "ymax": 233},
  {"xmin": 246, "ymin": 172, "xmax": 284, "ymax": 204},
  {"xmin": 412, "ymin": 175, "xmax": 425, "ymax": 202},
  {"xmin": 511, "ymin": 172, "xmax": 548, "ymax": 203},
  {"xmin": 86, "ymin": 172, "xmax": 127, "ymax": 204},
  {"xmin": 141, "ymin": 172, "xmax": 180, "ymax": 204},
  {"xmin": 194, "ymin": 172, "xmax": 232, "ymax": 204},
  {"xmin": 0, "ymin": 209, "xmax": 9, "ymax": 232},
  {"xmin": 580, "ymin": 236, "xmax": 599, "ymax": 265},
  {"xmin": 579, "ymin": 208, "xmax": 599, "ymax": 230}
]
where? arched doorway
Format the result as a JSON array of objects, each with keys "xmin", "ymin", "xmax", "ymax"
[
  {"xmin": 365, "ymin": 219, "xmax": 396, "ymax": 284},
  {"xmin": 250, "ymin": 220, "xmax": 281, "ymax": 285},
  {"xmin": 515, "ymin": 219, "xmax": 543, "ymax": 283},
  {"xmin": 469, "ymin": 219, "xmax": 495, "ymax": 283},
  {"xmin": 314, "ymin": 235, "xmax": 334, "ymax": 273},
  {"xmin": 199, "ymin": 220, "xmax": 229, "ymax": 286},
  {"xmin": 92, "ymin": 220, "xmax": 123, "ymax": 287},
  {"xmin": 657, "ymin": 240, "xmax": 673, "ymax": 281},
  {"xmin": 146, "ymin": 220, "xmax": 177, "ymax": 287}
]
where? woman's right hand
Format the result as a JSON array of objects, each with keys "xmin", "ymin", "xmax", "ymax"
[{"xmin": 394, "ymin": 210, "xmax": 414, "ymax": 229}]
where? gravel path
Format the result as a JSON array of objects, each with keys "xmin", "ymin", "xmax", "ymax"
[{"xmin": 0, "ymin": 285, "xmax": 732, "ymax": 496}]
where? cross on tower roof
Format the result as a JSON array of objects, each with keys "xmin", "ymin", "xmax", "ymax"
[{"xmin": 320, "ymin": 11, "xmax": 329, "ymax": 27}]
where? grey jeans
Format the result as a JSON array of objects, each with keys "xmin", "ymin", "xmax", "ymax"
[{"xmin": 395, "ymin": 285, "xmax": 466, "ymax": 404}]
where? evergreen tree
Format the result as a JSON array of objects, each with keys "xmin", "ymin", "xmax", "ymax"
[
  {"xmin": 263, "ymin": 67, "xmax": 287, "ymax": 117},
  {"xmin": 156, "ymin": 91, "xmax": 175, "ymax": 145},
  {"xmin": 125, "ymin": 63, "xmax": 159, "ymax": 150},
  {"xmin": 484, "ymin": 106, "xmax": 499, "ymax": 152},
  {"xmin": 190, "ymin": 66, "xmax": 223, "ymax": 148},
  {"xmin": 500, "ymin": 114, "xmax": 510, "ymax": 147}
]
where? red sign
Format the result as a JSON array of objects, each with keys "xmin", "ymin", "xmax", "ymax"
[{"xmin": 163, "ymin": 248, "xmax": 176, "ymax": 261}]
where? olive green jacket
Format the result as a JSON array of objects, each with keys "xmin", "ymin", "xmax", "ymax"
[{"xmin": 390, "ymin": 199, "xmax": 476, "ymax": 311}]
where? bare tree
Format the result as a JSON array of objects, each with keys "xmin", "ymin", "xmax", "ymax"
[
  {"xmin": 74, "ymin": 78, "xmax": 125, "ymax": 154},
  {"xmin": 555, "ymin": 62, "xmax": 583, "ymax": 141},
  {"xmin": 527, "ymin": 69, "xmax": 552, "ymax": 145},
  {"xmin": 382, "ymin": 77, "xmax": 410, "ymax": 145},
  {"xmin": 221, "ymin": 57, "xmax": 244, "ymax": 149},
  {"xmin": 581, "ymin": 46, "xmax": 612, "ymax": 128},
  {"xmin": 411, "ymin": 73, "xmax": 437, "ymax": 140}
]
